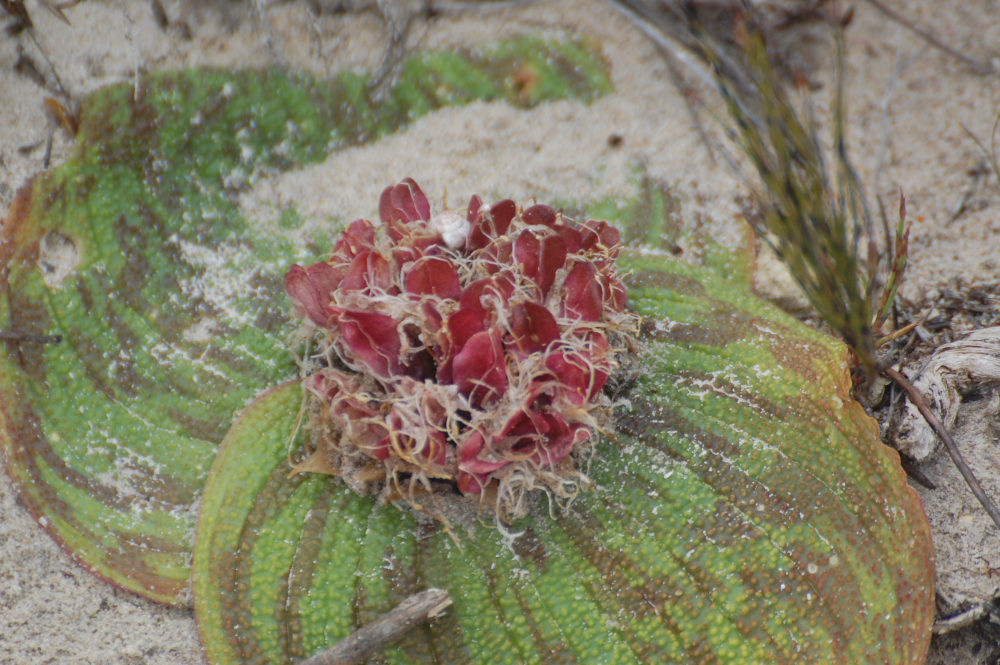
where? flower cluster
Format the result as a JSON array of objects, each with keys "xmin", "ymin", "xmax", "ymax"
[{"xmin": 286, "ymin": 178, "xmax": 637, "ymax": 519}]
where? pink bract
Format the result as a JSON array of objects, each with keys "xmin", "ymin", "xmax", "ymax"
[{"xmin": 286, "ymin": 179, "xmax": 638, "ymax": 519}]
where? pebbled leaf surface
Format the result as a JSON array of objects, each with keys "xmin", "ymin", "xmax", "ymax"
[
  {"xmin": 0, "ymin": 37, "xmax": 611, "ymax": 605},
  {"xmin": 194, "ymin": 242, "xmax": 933, "ymax": 664}
]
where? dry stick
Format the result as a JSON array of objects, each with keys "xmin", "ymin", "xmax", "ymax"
[
  {"xmin": 884, "ymin": 367, "xmax": 1000, "ymax": 532},
  {"xmin": 298, "ymin": 588, "xmax": 453, "ymax": 665},
  {"xmin": 933, "ymin": 603, "xmax": 991, "ymax": 635},
  {"xmin": 0, "ymin": 330, "xmax": 62, "ymax": 344},
  {"xmin": 424, "ymin": 0, "xmax": 536, "ymax": 10},
  {"xmin": 865, "ymin": 0, "xmax": 996, "ymax": 75},
  {"xmin": 368, "ymin": 0, "xmax": 535, "ymax": 95}
]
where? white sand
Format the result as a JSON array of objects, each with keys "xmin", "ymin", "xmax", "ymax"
[{"xmin": 2, "ymin": 1, "xmax": 1000, "ymax": 663}]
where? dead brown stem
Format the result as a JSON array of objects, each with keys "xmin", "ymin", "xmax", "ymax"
[
  {"xmin": 298, "ymin": 588, "xmax": 452, "ymax": 665},
  {"xmin": 865, "ymin": 0, "xmax": 996, "ymax": 75},
  {"xmin": 884, "ymin": 367, "xmax": 1000, "ymax": 532},
  {"xmin": 0, "ymin": 330, "xmax": 62, "ymax": 344}
]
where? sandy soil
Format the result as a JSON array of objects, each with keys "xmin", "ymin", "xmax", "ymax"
[{"xmin": 2, "ymin": 1, "xmax": 1000, "ymax": 663}]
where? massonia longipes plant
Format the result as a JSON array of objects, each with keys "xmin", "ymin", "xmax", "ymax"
[
  {"xmin": 0, "ymin": 45, "xmax": 931, "ymax": 665},
  {"xmin": 192, "ymin": 179, "xmax": 933, "ymax": 665}
]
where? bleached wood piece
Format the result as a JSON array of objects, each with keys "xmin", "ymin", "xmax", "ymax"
[{"xmin": 896, "ymin": 327, "xmax": 1000, "ymax": 461}]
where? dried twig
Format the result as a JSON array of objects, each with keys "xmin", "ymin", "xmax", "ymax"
[
  {"xmin": 865, "ymin": 0, "xmax": 996, "ymax": 75},
  {"xmin": 0, "ymin": 330, "xmax": 62, "ymax": 344},
  {"xmin": 959, "ymin": 113, "xmax": 1000, "ymax": 187},
  {"xmin": 298, "ymin": 588, "xmax": 452, "ymax": 665},
  {"xmin": 885, "ymin": 366, "xmax": 1000, "ymax": 532},
  {"xmin": 424, "ymin": 0, "xmax": 534, "ymax": 11},
  {"xmin": 3, "ymin": 0, "xmax": 74, "ymax": 102},
  {"xmin": 932, "ymin": 602, "xmax": 991, "ymax": 634}
]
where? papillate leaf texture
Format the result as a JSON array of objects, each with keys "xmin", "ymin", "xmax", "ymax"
[
  {"xmin": 0, "ymin": 37, "xmax": 611, "ymax": 605},
  {"xmin": 195, "ymin": 243, "xmax": 933, "ymax": 665}
]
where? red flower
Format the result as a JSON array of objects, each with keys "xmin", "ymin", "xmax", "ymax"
[
  {"xmin": 522, "ymin": 203, "xmax": 558, "ymax": 227},
  {"xmin": 287, "ymin": 179, "xmax": 638, "ymax": 516},
  {"xmin": 544, "ymin": 342, "xmax": 610, "ymax": 407},
  {"xmin": 379, "ymin": 177, "xmax": 431, "ymax": 227},
  {"xmin": 467, "ymin": 197, "xmax": 516, "ymax": 250},
  {"xmin": 508, "ymin": 302, "xmax": 559, "ymax": 356},
  {"xmin": 452, "ymin": 328, "xmax": 507, "ymax": 406},
  {"xmin": 305, "ymin": 372, "xmax": 387, "ymax": 458},
  {"xmin": 331, "ymin": 309, "xmax": 403, "ymax": 379},
  {"xmin": 342, "ymin": 250, "xmax": 393, "ymax": 295},
  {"xmin": 403, "ymin": 256, "xmax": 462, "ymax": 300},
  {"xmin": 333, "ymin": 218, "xmax": 377, "ymax": 260},
  {"xmin": 458, "ymin": 273, "xmax": 516, "ymax": 317},
  {"xmin": 561, "ymin": 260, "xmax": 603, "ymax": 321},
  {"xmin": 285, "ymin": 262, "xmax": 342, "ymax": 327},
  {"xmin": 514, "ymin": 228, "xmax": 568, "ymax": 297}
]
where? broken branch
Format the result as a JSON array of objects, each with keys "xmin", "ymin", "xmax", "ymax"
[
  {"xmin": 298, "ymin": 588, "xmax": 452, "ymax": 665},
  {"xmin": 0, "ymin": 330, "xmax": 62, "ymax": 344},
  {"xmin": 884, "ymin": 366, "xmax": 1000, "ymax": 532}
]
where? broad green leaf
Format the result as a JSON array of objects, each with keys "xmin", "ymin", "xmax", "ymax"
[
  {"xmin": 0, "ymin": 37, "xmax": 612, "ymax": 605},
  {"xmin": 193, "ymin": 250, "xmax": 933, "ymax": 665}
]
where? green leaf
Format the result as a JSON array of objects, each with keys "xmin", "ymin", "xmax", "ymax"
[
  {"xmin": 193, "ymin": 254, "xmax": 933, "ymax": 665},
  {"xmin": 0, "ymin": 38, "xmax": 611, "ymax": 605}
]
